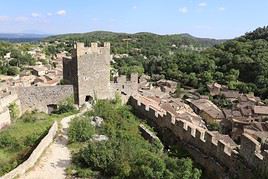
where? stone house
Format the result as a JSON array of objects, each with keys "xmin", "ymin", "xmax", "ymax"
[
  {"xmin": 31, "ymin": 66, "xmax": 48, "ymax": 77},
  {"xmin": 220, "ymin": 90, "xmax": 240, "ymax": 102},
  {"xmin": 187, "ymin": 98, "xmax": 225, "ymax": 124},
  {"xmin": 207, "ymin": 82, "xmax": 222, "ymax": 96},
  {"xmin": 253, "ymin": 106, "xmax": 268, "ymax": 117},
  {"xmin": 156, "ymin": 79, "xmax": 177, "ymax": 93}
]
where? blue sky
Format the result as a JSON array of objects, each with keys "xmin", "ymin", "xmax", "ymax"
[{"xmin": 0, "ymin": 0, "xmax": 267, "ymax": 39}]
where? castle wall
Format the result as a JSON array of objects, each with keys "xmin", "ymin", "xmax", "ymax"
[
  {"xmin": 16, "ymin": 85, "xmax": 73, "ymax": 113},
  {"xmin": 0, "ymin": 107, "xmax": 11, "ymax": 130},
  {"xmin": 0, "ymin": 93, "xmax": 18, "ymax": 108},
  {"xmin": 112, "ymin": 73, "xmax": 139, "ymax": 104},
  {"xmin": 129, "ymin": 95, "xmax": 266, "ymax": 178},
  {"xmin": 0, "ymin": 92, "xmax": 22, "ymax": 130},
  {"xmin": 139, "ymin": 124, "xmax": 160, "ymax": 144}
]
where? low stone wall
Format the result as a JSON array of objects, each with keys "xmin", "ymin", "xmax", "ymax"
[
  {"xmin": 0, "ymin": 92, "xmax": 22, "ymax": 130},
  {"xmin": 16, "ymin": 85, "xmax": 73, "ymax": 113},
  {"xmin": 0, "ymin": 93, "xmax": 18, "ymax": 109},
  {"xmin": 139, "ymin": 124, "xmax": 159, "ymax": 143},
  {"xmin": 1, "ymin": 122, "xmax": 58, "ymax": 179},
  {"xmin": 0, "ymin": 108, "xmax": 11, "ymax": 130}
]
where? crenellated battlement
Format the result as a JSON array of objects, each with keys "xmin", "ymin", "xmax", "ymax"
[
  {"xmin": 129, "ymin": 95, "xmax": 268, "ymax": 178},
  {"xmin": 74, "ymin": 42, "xmax": 111, "ymax": 57}
]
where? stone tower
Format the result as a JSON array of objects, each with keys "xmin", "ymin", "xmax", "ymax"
[{"xmin": 63, "ymin": 42, "xmax": 111, "ymax": 106}]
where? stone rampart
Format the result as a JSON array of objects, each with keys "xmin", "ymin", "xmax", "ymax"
[
  {"xmin": 112, "ymin": 73, "xmax": 139, "ymax": 103},
  {"xmin": 0, "ymin": 107, "xmax": 11, "ymax": 130},
  {"xmin": 1, "ymin": 122, "xmax": 58, "ymax": 179},
  {"xmin": 0, "ymin": 92, "xmax": 22, "ymax": 130},
  {"xmin": 0, "ymin": 93, "xmax": 18, "ymax": 108},
  {"xmin": 129, "ymin": 95, "xmax": 267, "ymax": 178},
  {"xmin": 139, "ymin": 124, "xmax": 159, "ymax": 143},
  {"xmin": 16, "ymin": 85, "xmax": 73, "ymax": 113}
]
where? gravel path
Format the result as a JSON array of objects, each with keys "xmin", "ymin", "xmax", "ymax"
[
  {"xmin": 20, "ymin": 115, "xmax": 73, "ymax": 179},
  {"xmin": 19, "ymin": 102, "xmax": 95, "ymax": 179}
]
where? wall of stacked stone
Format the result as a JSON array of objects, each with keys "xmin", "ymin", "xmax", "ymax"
[
  {"xmin": 0, "ymin": 107, "xmax": 11, "ymax": 130},
  {"xmin": 112, "ymin": 73, "xmax": 139, "ymax": 103},
  {"xmin": 0, "ymin": 92, "xmax": 22, "ymax": 130},
  {"xmin": 16, "ymin": 85, "xmax": 73, "ymax": 113},
  {"xmin": 63, "ymin": 57, "xmax": 75, "ymax": 85},
  {"xmin": 69, "ymin": 42, "xmax": 112, "ymax": 106},
  {"xmin": 0, "ymin": 93, "xmax": 18, "ymax": 108},
  {"xmin": 1, "ymin": 122, "xmax": 58, "ymax": 179},
  {"xmin": 129, "ymin": 96, "xmax": 267, "ymax": 178},
  {"xmin": 139, "ymin": 124, "xmax": 159, "ymax": 143}
]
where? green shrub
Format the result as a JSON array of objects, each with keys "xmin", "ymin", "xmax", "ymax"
[
  {"xmin": 8, "ymin": 102, "xmax": 19, "ymax": 121},
  {"xmin": 24, "ymin": 132, "xmax": 41, "ymax": 146},
  {"xmin": 130, "ymin": 150, "xmax": 166, "ymax": 179},
  {"xmin": 0, "ymin": 133, "xmax": 20, "ymax": 149},
  {"xmin": 207, "ymin": 122, "xmax": 220, "ymax": 131},
  {"xmin": 76, "ymin": 168, "xmax": 95, "ymax": 178},
  {"xmin": 21, "ymin": 111, "xmax": 47, "ymax": 123},
  {"xmin": 6, "ymin": 66, "xmax": 20, "ymax": 76},
  {"xmin": 53, "ymin": 96, "xmax": 76, "ymax": 114},
  {"xmin": 0, "ymin": 162, "xmax": 18, "ymax": 176},
  {"xmin": 55, "ymin": 104, "xmax": 76, "ymax": 114},
  {"xmin": 79, "ymin": 141, "xmax": 115, "ymax": 174},
  {"xmin": 68, "ymin": 118, "xmax": 95, "ymax": 143}
]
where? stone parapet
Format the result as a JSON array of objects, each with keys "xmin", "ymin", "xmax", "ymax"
[{"xmin": 0, "ymin": 107, "xmax": 11, "ymax": 130}]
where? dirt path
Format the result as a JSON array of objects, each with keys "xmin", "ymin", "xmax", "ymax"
[
  {"xmin": 19, "ymin": 115, "xmax": 72, "ymax": 179},
  {"xmin": 20, "ymin": 107, "xmax": 89, "ymax": 179}
]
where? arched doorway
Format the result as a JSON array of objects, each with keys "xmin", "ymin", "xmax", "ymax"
[{"xmin": 85, "ymin": 95, "xmax": 93, "ymax": 104}]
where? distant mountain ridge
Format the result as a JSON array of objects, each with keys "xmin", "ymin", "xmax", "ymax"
[
  {"xmin": 0, "ymin": 33, "xmax": 49, "ymax": 39},
  {"xmin": 46, "ymin": 31, "xmax": 227, "ymax": 47},
  {"xmin": 0, "ymin": 31, "xmax": 227, "ymax": 45},
  {"xmin": 0, "ymin": 33, "xmax": 50, "ymax": 42}
]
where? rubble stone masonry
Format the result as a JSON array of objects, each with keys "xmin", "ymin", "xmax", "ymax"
[
  {"xmin": 16, "ymin": 85, "xmax": 73, "ymax": 113},
  {"xmin": 63, "ymin": 42, "xmax": 111, "ymax": 106}
]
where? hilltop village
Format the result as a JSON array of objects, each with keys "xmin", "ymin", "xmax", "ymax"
[
  {"xmin": 0, "ymin": 40, "xmax": 268, "ymax": 178},
  {"xmin": 0, "ymin": 42, "xmax": 68, "ymax": 88}
]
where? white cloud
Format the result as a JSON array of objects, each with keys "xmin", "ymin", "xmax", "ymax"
[
  {"xmin": 15, "ymin": 16, "xmax": 29, "ymax": 22},
  {"xmin": 47, "ymin": 12, "xmax": 53, "ymax": 16},
  {"xmin": 179, "ymin": 7, "xmax": 188, "ymax": 14},
  {"xmin": 31, "ymin": 13, "xmax": 40, "ymax": 17},
  {"xmin": 198, "ymin": 2, "xmax": 207, "ymax": 7},
  {"xmin": 218, "ymin": 7, "xmax": 225, "ymax": 11},
  {"xmin": 56, "ymin": 10, "xmax": 66, "ymax": 16},
  {"xmin": 0, "ymin": 16, "xmax": 9, "ymax": 22},
  {"xmin": 91, "ymin": 17, "xmax": 98, "ymax": 22}
]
